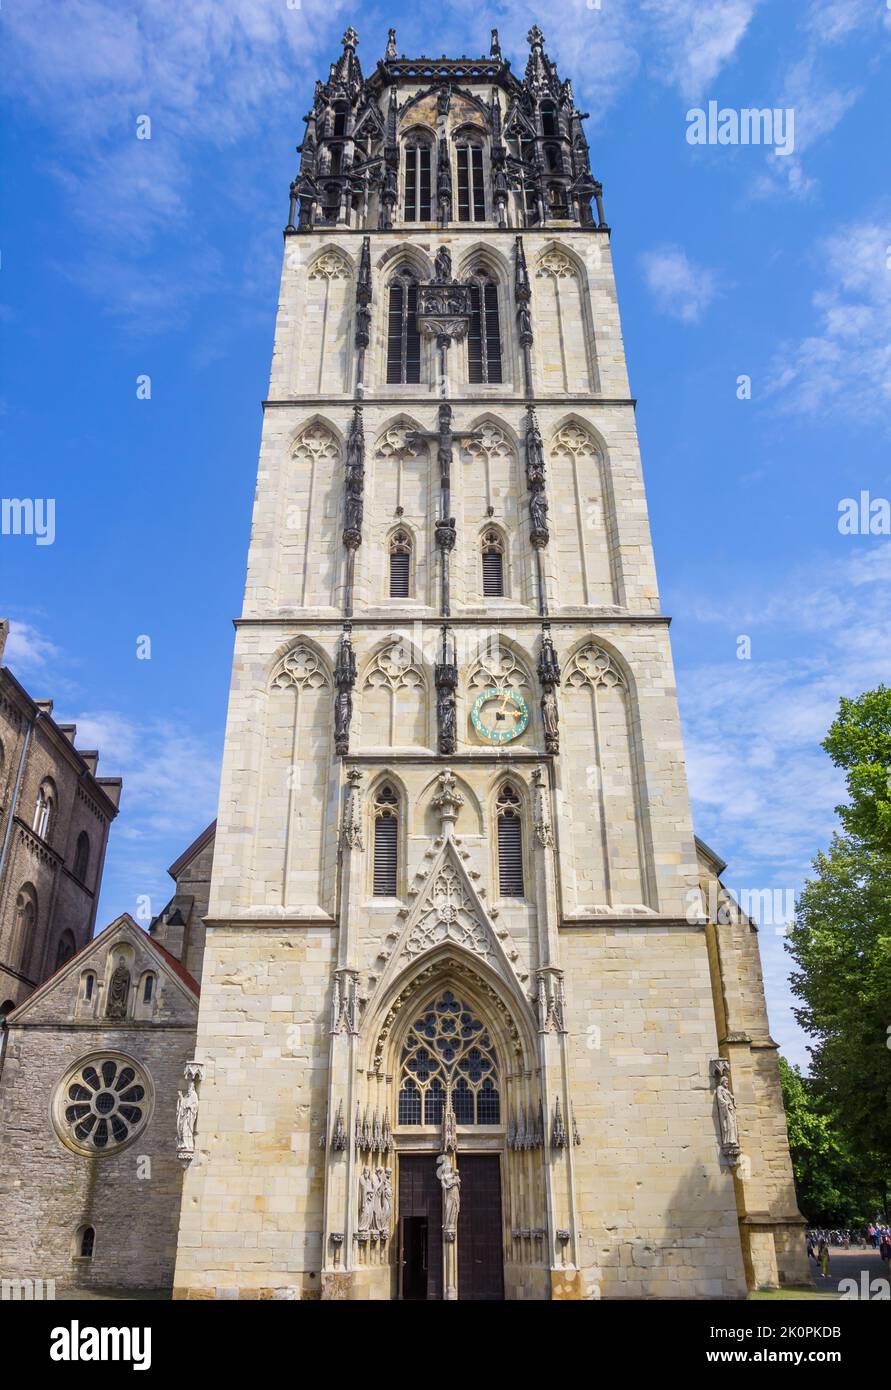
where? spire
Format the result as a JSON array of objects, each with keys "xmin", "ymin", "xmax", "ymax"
[{"xmin": 525, "ymin": 23, "xmax": 558, "ymax": 97}]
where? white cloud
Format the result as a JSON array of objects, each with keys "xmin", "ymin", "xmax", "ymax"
[
  {"xmin": 677, "ymin": 544, "xmax": 891, "ymax": 1064},
  {"xmin": 641, "ymin": 0, "xmax": 761, "ymax": 102},
  {"xmin": 639, "ymin": 244, "xmax": 721, "ymax": 323},
  {"xmin": 3, "ymin": 618, "xmax": 66, "ymax": 678},
  {"xmin": 766, "ymin": 215, "xmax": 891, "ymax": 422}
]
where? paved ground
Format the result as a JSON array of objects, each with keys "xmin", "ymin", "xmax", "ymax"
[{"xmin": 809, "ymin": 1246, "xmax": 890, "ymax": 1298}]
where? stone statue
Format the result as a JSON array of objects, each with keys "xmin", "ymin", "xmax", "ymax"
[
  {"xmin": 371, "ymin": 1166, "xmax": 392, "ymax": 1236},
  {"xmin": 438, "ymin": 1153, "xmax": 461, "ymax": 1233},
  {"xmin": 530, "ymin": 488, "xmax": 549, "ymax": 535},
  {"xmin": 106, "ymin": 959, "xmax": 131, "ymax": 1018},
  {"xmin": 434, "ymin": 246, "xmax": 452, "ymax": 283},
  {"xmin": 716, "ymin": 1078, "xmax": 739, "ymax": 1151},
  {"xmin": 176, "ymin": 1078, "xmax": 199, "ymax": 1152},
  {"xmin": 334, "ymin": 686, "xmax": 353, "ymax": 750},
  {"xmin": 386, "ymin": 28, "xmax": 397, "ymax": 59},
  {"xmin": 343, "ymin": 486, "xmax": 363, "ymax": 536},
  {"xmin": 437, "ymin": 681, "xmax": 457, "ymax": 754},
  {"xmin": 358, "ymin": 1166, "xmax": 374, "ymax": 1233},
  {"xmin": 541, "ymin": 687, "xmax": 559, "ymax": 743}
]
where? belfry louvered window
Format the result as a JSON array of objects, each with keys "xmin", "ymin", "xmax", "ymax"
[
  {"xmin": 404, "ymin": 141, "xmax": 432, "ymax": 221},
  {"xmin": 373, "ymin": 785, "xmax": 399, "ymax": 896},
  {"xmin": 388, "ymin": 529, "xmax": 412, "ymax": 598},
  {"xmin": 497, "ymin": 784, "xmax": 524, "ymax": 897},
  {"xmin": 456, "ymin": 142, "xmax": 486, "ymax": 221},
  {"xmin": 386, "ymin": 269, "xmax": 422, "ymax": 384},
  {"xmin": 398, "ymin": 991, "xmax": 500, "ymax": 1126},
  {"xmin": 467, "ymin": 273, "xmax": 502, "ymax": 384},
  {"xmin": 481, "ymin": 530, "xmax": 505, "ymax": 597}
]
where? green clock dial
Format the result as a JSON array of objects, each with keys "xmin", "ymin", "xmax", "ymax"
[{"xmin": 470, "ymin": 687, "xmax": 530, "ymax": 744}]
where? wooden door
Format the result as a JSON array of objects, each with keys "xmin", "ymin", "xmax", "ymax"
[{"xmin": 457, "ymin": 1154, "xmax": 505, "ymax": 1301}]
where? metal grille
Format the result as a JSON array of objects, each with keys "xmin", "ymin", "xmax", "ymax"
[
  {"xmin": 387, "ymin": 273, "xmax": 421, "ymax": 383},
  {"xmin": 497, "ymin": 810, "xmax": 524, "ymax": 897},
  {"xmin": 373, "ymin": 811, "xmax": 398, "ymax": 896},
  {"xmin": 389, "ymin": 550, "xmax": 410, "ymax": 598},
  {"xmin": 468, "ymin": 277, "xmax": 502, "ymax": 384},
  {"xmin": 482, "ymin": 547, "xmax": 504, "ymax": 596}
]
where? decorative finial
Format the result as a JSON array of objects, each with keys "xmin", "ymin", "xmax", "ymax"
[
  {"xmin": 527, "ymin": 24, "xmax": 545, "ymax": 47},
  {"xmin": 490, "ymin": 28, "xmax": 502, "ymax": 59},
  {"xmin": 342, "ymin": 26, "xmax": 358, "ymax": 50}
]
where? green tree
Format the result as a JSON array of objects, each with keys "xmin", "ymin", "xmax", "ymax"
[
  {"xmin": 786, "ymin": 834, "xmax": 891, "ymax": 1173},
  {"xmin": 778, "ymin": 1056, "xmax": 887, "ymax": 1225},
  {"xmin": 822, "ymin": 685, "xmax": 891, "ymax": 850}
]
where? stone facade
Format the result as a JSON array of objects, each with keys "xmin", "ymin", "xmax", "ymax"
[
  {"xmin": 0, "ymin": 914, "xmax": 199, "ymax": 1292},
  {"xmin": 170, "ymin": 26, "xmax": 807, "ymax": 1301},
  {"xmin": 0, "ymin": 620, "xmax": 122, "ymax": 1013}
]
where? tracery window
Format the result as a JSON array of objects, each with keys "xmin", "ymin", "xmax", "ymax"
[
  {"xmin": 404, "ymin": 138, "xmax": 432, "ymax": 222},
  {"xmin": 388, "ymin": 529, "xmax": 412, "ymax": 597},
  {"xmin": 398, "ymin": 991, "xmax": 500, "ymax": 1126},
  {"xmin": 386, "ymin": 267, "xmax": 422, "ymax": 384},
  {"xmin": 55, "ymin": 1055, "xmax": 150, "ymax": 1155},
  {"xmin": 372, "ymin": 784, "xmax": 399, "ymax": 896},
  {"xmin": 456, "ymin": 140, "xmax": 486, "ymax": 222},
  {"xmin": 467, "ymin": 272, "xmax": 502, "ymax": 384}
]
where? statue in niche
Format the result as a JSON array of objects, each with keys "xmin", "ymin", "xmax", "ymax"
[
  {"xmin": 334, "ymin": 686, "xmax": 353, "ymax": 750},
  {"xmin": 106, "ymin": 958, "xmax": 131, "ymax": 1018},
  {"xmin": 176, "ymin": 1076, "xmax": 199, "ymax": 1152},
  {"xmin": 437, "ymin": 1153, "xmax": 461, "ymax": 1233},
  {"xmin": 715, "ymin": 1076, "xmax": 739, "ymax": 1152},
  {"xmin": 434, "ymin": 246, "xmax": 452, "ymax": 283}
]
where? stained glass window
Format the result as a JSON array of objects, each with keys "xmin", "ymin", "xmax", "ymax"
[{"xmin": 397, "ymin": 990, "xmax": 500, "ymax": 1126}]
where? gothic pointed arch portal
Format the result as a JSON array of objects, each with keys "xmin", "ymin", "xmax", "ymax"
[{"xmin": 345, "ymin": 945, "xmax": 548, "ymax": 1302}]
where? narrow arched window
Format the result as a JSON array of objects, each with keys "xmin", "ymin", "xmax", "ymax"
[
  {"xmin": 541, "ymin": 102, "xmax": 559, "ymax": 138},
  {"xmin": 332, "ymin": 103, "xmax": 348, "ymax": 138},
  {"xmin": 388, "ymin": 529, "xmax": 412, "ymax": 598},
  {"xmin": 34, "ymin": 779, "xmax": 56, "ymax": 841},
  {"xmin": 404, "ymin": 138, "xmax": 432, "ymax": 221},
  {"xmin": 73, "ymin": 830, "xmax": 90, "ymax": 883},
  {"xmin": 497, "ymin": 784, "xmax": 524, "ymax": 897},
  {"xmin": 456, "ymin": 140, "xmax": 486, "ymax": 221},
  {"xmin": 373, "ymin": 784, "xmax": 399, "ymax": 896},
  {"xmin": 467, "ymin": 272, "xmax": 502, "ymax": 384},
  {"xmin": 15, "ymin": 883, "xmax": 37, "ymax": 946},
  {"xmin": 79, "ymin": 1226, "xmax": 95, "ymax": 1259},
  {"xmin": 54, "ymin": 930, "xmax": 76, "ymax": 971},
  {"xmin": 545, "ymin": 144, "xmax": 563, "ymax": 173},
  {"xmin": 386, "ymin": 268, "xmax": 421, "ymax": 384},
  {"xmin": 481, "ymin": 530, "xmax": 505, "ymax": 597},
  {"xmin": 143, "ymin": 974, "xmax": 155, "ymax": 1003},
  {"xmin": 82, "ymin": 973, "xmax": 95, "ymax": 1002},
  {"xmin": 323, "ymin": 182, "xmax": 340, "ymax": 223}
]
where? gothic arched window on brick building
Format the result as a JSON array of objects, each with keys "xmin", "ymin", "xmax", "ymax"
[
  {"xmin": 73, "ymin": 829, "xmax": 90, "ymax": 883},
  {"xmin": 398, "ymin": 991, "xmax": 500, "ymax": 1126},
  {"xmin": 33, "ymin": 778, "xmax": 56, "ymax": 842},
  {"xmin": 403, "ymin": 135, "xmax": 433, "ymax": 222},
  {"xmin": 386, "ymin": 267, "xmax": 422, "ymax": 384},
  {"xmin": 496, "ymin": 783, "xmax": 525, "ymax": 898},
  {"xmin": 372, "ymin": 783, "xmax": 399, "ymax": 896},
  {"xmin": 467, "ymin": 271, "xmax": 502, "ymax": 384}
]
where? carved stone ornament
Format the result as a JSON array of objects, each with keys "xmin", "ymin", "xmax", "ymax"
[
  {"xmin": 176, "ymin": 1061, "xmax": 204, "ymax": 1165},
  {"xmin": 340, "ymin": 769, "xmax": 364, "ymax": 851},
  {"xmin": 711, "ymin": 1059, "xmax": 740, "ymax": 1158},
  {"xmin": 552, "ymin": 1096, "xmax": 568, "ymax": 1149},
  {"xmin": 437, "ymin": 1152, "xmax": 461, "ymax": 1234},
  {"xmin": 106, "ymin": 959, "xmax": 131, "ymax": 1018}
]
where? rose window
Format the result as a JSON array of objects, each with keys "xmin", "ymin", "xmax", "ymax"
[
  {"xmin": 398, "ymin": 991, "xmax": 500, "ymax": 1126},
  {"xmin": 55, "ymin": 1055, "xmax": 151, "ymax": 1154}
]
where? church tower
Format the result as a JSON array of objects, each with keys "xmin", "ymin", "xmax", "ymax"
[{"xmin": 173, "ymin": 26, "xmax": 807, "ymax": 1301}]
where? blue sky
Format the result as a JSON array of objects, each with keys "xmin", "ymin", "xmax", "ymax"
[{"xmin": 2, "ymin": 0, "xmax": 889, "ymax": 1068}]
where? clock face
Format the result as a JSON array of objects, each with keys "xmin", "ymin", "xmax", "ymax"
[{"xmin": 470, "ymin": 687, "xmax": 530, "ymax": 744}]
